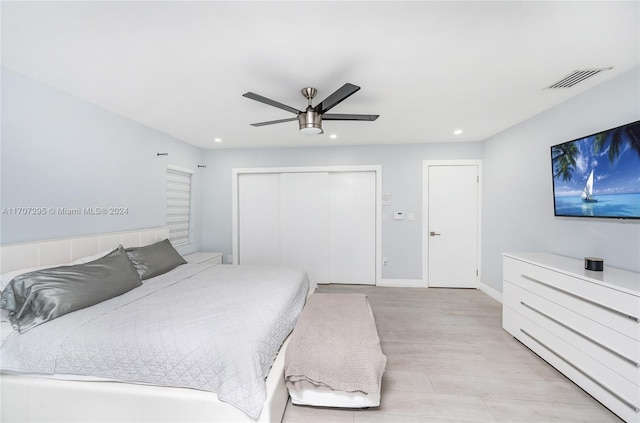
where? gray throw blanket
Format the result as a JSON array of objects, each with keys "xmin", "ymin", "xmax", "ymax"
[{"xmin": 285, "ymin": 293, "xmax": 386, "ymax": 394}]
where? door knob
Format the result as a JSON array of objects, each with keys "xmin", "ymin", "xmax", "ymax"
[{"xmin": 430, "ymin": 231, "xmax": 441, "ymax": 236}]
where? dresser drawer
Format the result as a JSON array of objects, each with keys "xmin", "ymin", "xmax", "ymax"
[
  {"xmin": 505, "ymin": 257, "xmax": 640, "ymax": 341},
  {"xmin": 504, "ymin": 306, "xmax": 640, "ymax": 423},
  {"xmin": 504, "ymin": 280, "xmax": 640, "ymax": 386}
]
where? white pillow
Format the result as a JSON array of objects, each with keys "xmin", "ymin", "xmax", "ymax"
[{"xmin": 71, "ymin": 249, "xmax": 113, "ymax": 265}]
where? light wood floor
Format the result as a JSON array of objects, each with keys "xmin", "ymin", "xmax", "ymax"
[{"xmin": 282, "ymin": 284, "xmax": 623, "ymax": 423}]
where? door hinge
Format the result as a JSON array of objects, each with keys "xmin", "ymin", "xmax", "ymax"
[
  {"xmin": 476, "ymin": 269, "xmax": 478, "ymax": 276},
  {"xmin": 477, "ymin": 176, "xmax": 479, "ymax": 183}
]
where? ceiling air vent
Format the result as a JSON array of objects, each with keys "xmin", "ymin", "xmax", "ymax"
[{"xmin": 545, "ymin": 67, "xmax": 613, "ymax": 89}]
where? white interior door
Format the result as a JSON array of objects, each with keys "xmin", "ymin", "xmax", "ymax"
[
  {"xmin": 329, "ymin": 172, "xmax": 376, "ymax": 285},
  {"xmin": 238, "ymin": 173, "xmax": 280, "ymax": 265},
  {"xmin": 427, "ymin": 164, "xmax": 479, "ymax": 288},
  {"xmin": 280, "ymin": 173, "xmax": 330, "ymax": 283}
]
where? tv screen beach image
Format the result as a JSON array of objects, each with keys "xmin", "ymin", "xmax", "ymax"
[{"xmin": 552, "ymin": 121, "xmax": 640, "ymax": 219}]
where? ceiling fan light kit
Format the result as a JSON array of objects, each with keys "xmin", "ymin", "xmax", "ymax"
[
  {"xmin": 298, "ymin": 110, "xmax": 323, "ymax": 135},
  {"xmin": 243, "ymin": 83, "xmax": 379, "ymax": 135}
]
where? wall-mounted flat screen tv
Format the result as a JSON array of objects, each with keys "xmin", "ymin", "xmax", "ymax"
[{"xmin": 551, "ymin": 120, "xmax": 640, "ymax": 219}]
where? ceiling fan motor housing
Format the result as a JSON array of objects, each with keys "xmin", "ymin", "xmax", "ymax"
[{"xmin": 298, "ymin": 109, "xmax": 322, "ymax": 134}]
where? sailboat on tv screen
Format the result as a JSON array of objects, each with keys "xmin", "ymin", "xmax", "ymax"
[{"xmin": 581, "ymin": 169, "xmax": 597, "ymax": 203}]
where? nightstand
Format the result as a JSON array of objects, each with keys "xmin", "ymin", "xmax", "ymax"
[{"xmin": 183, "ymin": 252, "xmax": 223, "ymax": 265}]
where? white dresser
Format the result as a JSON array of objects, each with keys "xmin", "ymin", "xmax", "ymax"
[{"xmin": 502, "ymin": 253, "xmax": 640, "ymax": 423}]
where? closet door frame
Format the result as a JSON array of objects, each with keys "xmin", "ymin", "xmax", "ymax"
[{"xmin": 231, "ymin": 165, "xmax": 382, "ymax": 285}]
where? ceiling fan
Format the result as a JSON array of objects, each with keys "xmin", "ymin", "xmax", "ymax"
[{"xmin": 242, "ymin": 83, "xmax": 379, "ymax": 135}]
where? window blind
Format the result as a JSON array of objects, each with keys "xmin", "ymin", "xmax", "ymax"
[{"xmin": 166, "ymin": 166, "xmax": 193, "ymax": 246}]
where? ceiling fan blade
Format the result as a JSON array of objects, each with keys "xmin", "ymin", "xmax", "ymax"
[
  {"xmin": 323, "ymin": 113, "xmax": 379, "ymax": 121},
  {"xmin": 243, "ymin": 92, "xmax": 301, "ymax": 115},
  {"xmin": 314, "ymin": 83, "xmax": 361, "ymax": 114},
  {"xmin": 250, "ymin": 117, "xmax": 299, "ymax": 127}
]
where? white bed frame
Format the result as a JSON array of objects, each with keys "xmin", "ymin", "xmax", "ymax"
[{"xmin": 0, "ymin": 228, "xmax": 290, "ymax": 423}]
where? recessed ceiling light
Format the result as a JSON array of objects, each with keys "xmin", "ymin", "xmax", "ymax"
[
  {"xmin": 214, "ymin": 138, "xmax": 222, "ymax": 143},
  {"xmin": 453, "ymin": 129, "xmax": 463, "ymax": 135},
  {"xmin": 329, "ymin": 134, "xmax": 338, "ymax": 139}
]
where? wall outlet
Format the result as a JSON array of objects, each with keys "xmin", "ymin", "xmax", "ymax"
[{"xmin": 382, "ymin": 257, "xmax": 388, "ymax": 266}]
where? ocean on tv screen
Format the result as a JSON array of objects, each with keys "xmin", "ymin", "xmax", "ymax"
[{"xmin": 554, "ymin": 193, "xmax": 640, "ymax": 218}]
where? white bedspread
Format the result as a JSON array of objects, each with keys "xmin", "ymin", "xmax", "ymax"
[{"xmin": 1, "ymin": 263, "xmax": 309, "ymax": 419}]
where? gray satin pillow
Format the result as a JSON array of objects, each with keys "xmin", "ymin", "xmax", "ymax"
[
  {"xmin": 0, "ymin": 246, "xmax": 141, "ymax": 333},
  {"xmin": 125, "ymin": 239, "xmax": 187, "ymax": 280}
]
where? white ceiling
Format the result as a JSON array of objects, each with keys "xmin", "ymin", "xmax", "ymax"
[{"xmin": 2, "ymin": 1, "xmax": 638, "ymax": 149}]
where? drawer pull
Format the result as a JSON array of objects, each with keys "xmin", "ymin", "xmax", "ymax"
[
  {"xmin": 521, "ymin": 274, "xmax": 640, "ymax": 323},
  {"xmin": 520, "ymin": 328, "xmax": 640, "ymax": 413},
  {"xmin": 520, "ymin": 301, "xmax": 640, "ymax": 368}
]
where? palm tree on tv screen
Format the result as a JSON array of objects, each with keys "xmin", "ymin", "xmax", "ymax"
[
  {"xmin": 552, "ymin": 142, "xmax": 579, "ymax": 182},
  {"xmin": 594, "ymin": 124, "xmax": 640, "ymax": 163}
]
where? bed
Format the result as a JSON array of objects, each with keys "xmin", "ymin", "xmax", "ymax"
[{"xmin": 0, "ymin": 227, "xmax": 310, "ymax": 423}]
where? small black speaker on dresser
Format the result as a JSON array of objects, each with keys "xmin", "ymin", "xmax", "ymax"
[{"xmin": 584, "ymin": 257, "xmax": 604, "ymax": 271}]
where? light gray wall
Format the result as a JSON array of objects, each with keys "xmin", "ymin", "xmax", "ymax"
[
  {"xmin": 1, "ymin": 69, "xmax": 204, "ymax": 255},
  {"xmin": 482, "ymin": 66, "xmax": 640, "ymax": 293},
  {"xmin": 201, "ymin": 143, "xmax": 483, "ymax": 279}
]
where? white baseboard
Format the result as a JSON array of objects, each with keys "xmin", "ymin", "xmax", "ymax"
[
  {"xmin": 378, "ymin": 278, "xmax": 427, "ymax": 288},
  {"xmin": 479, "ymin": 281, "xmax": 502, "ymax": 303}
]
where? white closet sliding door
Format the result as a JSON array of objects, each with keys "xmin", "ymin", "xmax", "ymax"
[
  {"xmin": 237, "ymin": 173, "xmax": 280, "ymax": 265},
  {"xmin": 280, "ymin": 173, "xmax": 330, "ymax": 284},
  {"xmin": 329, "ymin": 172, "xmax": 376, "ymax": 285},
  {"xmin": 235, "ymin": 167, "xmax": 378, "ymax": 285}
]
